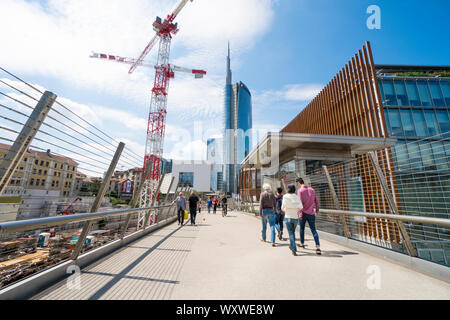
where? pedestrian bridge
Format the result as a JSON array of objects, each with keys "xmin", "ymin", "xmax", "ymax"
[{"xmin": 1, "ymin": 209, "xmax": 448, "ymax": 300}]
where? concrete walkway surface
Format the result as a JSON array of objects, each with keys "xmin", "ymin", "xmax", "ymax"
[{"xmin": 32, "ymin": 210, "xmax": 450, "ymax": 300}]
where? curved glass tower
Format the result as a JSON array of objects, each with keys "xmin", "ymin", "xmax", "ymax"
[{"xmin": 223, "ymin": 43, "xmax": 253, "ymax": 195}]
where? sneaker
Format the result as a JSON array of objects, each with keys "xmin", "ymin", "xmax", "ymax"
[
  {"xmin": 278, "ymin": 232, "xmax": 283, "ymax": 241},
  {"xmin": 292, "ymin": 251, "xmax": 297, "ymax": 256},
  {"xmin": 260, "ymin": 238, "xmax": 266, "ymax": 242},
  {"xmin": 271, "ymin": 243, "xmax": 276, "ymax": 247},
  {"xmin": 316, "ymin": 248, "xmax": 322, "ymax": 255},
  {"xmin": 297, "ymin": 243, "xmax": 305, "ymax": 248}
]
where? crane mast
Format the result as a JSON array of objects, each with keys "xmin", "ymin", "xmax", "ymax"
[{"xmin": 90, "ymin": 0, "xmax": 203, "ymax": 229}]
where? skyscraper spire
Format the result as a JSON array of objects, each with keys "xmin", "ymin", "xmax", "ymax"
[{"xmin": 226, "ymin": 41, "xmax": 232, "ymax": 85}]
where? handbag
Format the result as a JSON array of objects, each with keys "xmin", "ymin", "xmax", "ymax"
[{"xmin": 184, "ymin": 210, "xmax": 189, "ymax": 220}]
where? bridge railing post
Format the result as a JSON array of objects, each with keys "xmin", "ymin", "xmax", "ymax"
[
  {"xmin": 368, "ymin": 151, "xmax": 417, "ymax": 257},
  {"xmin": 160, "ymin": 176, "xmax": 175, "ymax": 221},
  {"xmin": 323, "ymin": 165, "xmax": 352, "ymax": 238},
  {"xmin": 0, "ymin": 91, "xmax": 57, "ymax": 195},
  {"xmin": 71, "ymin": 142, "xmax": 125, "ymax": 261}
]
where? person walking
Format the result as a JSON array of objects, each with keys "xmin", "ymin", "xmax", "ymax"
[
  {"xmin": 213, "ymin": 197, "xmax": 218, "ymax": 214},
  {"xmin": 175, "ymin": 192, "xmax": 186, "ymax": 226},
  {"xmin": 259, "ymin": 184, "xmax": 278, "ymax": 247},
  {"xmin": 207, "ymin": 197, "xmax": 213, "ymax": 214},
  {"xmin": 188, "ymin": 192, "xmax": 200, "ymax": 226},
  {"xmin": 275, "ymin": 187, "xmax": 284, "ymax": 241},
  {"xmin": 297, "ymin": 178, "xmax": 321, "ymax": 255},
  {"xmin": 281, "ymin": 185, "xmax": 303, "ymax": 256}
]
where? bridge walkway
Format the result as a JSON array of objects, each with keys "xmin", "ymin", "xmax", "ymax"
[{"xmin": 32, "ymin": 210, "xmax": 450, "ymax": 300}]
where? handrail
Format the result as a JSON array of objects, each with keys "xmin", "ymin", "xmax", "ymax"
[
  {"xmin": 320, "ymin": 209, "xmax": 450, "ymax": 227},
  {"xmin": 239, "ymin": 203, "xmax": 450, "ymax": 227},
  {"xmin": 0, "ymin": 205, "xmax": 172, "ymax": 235}
]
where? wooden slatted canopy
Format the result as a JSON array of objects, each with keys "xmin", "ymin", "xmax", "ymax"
[{"xmin": 240, "ymin": 42, "xmax": 404, "ymax": 244}]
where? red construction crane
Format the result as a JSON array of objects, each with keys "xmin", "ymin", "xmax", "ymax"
[
  {"xmin": 90, "ymin": 0, "xmax": 205, "ymax": 229},
  {"xmin": 62, "ymin": 197, "xmax": 82, "ymax": 215}
]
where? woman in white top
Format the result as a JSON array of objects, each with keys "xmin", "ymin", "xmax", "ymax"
[{"xmin": 281, "ymin": 185, "xmax": 303, "ymax": 256}]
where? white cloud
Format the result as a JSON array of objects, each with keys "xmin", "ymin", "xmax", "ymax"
[
  {"xmin": 0, "ymin": 0, "xmax": 278, "ymax": 166},
  {"xmin": 284, "ymin": 84, "xmax": 323, "ymax": 101},
  {"xmin": 164, "ymin": 139, "xmax": 207, "ymax": 161}
]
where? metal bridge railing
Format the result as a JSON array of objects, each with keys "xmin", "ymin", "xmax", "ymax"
[
  {"xmin": 236, "ymin": 202, "xmax": 450, "ymax": 267},
  {"xmin": 0, "ymin": 203, "xmax": 178, "ymax": 290}
]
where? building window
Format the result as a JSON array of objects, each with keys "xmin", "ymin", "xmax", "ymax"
[
  {"xmin": 428, "ymin": 82, "xmax": 445, "ymax": 106},
  {"xmin": 23, "ymin": 157, "xmax": 27, "ymax": 162},
  {"xmin": 35, "ymin": 160, "xmax": 38, "ymax": 165},
  {"xmin": 406, "ymin": 81, "xmax": 421, "ymax": 106},
  {"xmin": 441, "ymin": 81, "xmax": 450, "ymax": 106},
  {"xmin": 44, "ymin": 170, "xmax": 47, "ymax": 175},
  {"xmin": 394, "ymin": 80, "xmax": 409, "ymax": 106},
  {"xmin": 424, "ymin": 110, "xmax": 439, "ymax": 136},
  {"xmin": 435, "ymin": 110, "xmax": 450, "ymax": 134},
  {"xmin": 30, "ymin": 179, "xmax": 34, "ymax": 186},
  {"xmin": 60, "ymin": 164, "xmax": 63, "ymax": 169},
  {"xmin": 52, "ymin": 181, "xmax": 55, "ymax": 187},
  {"xmin": 179, "ymin": 172, "xmax": 194, "ymax": 187},
  {"xmin": 38, "ymin": 169, "xmax": 42, "ymax": 175},
  {"xmin": 54, "ymin": 163, "xmax": 57, "ymax": 168},
  {"xmin": 382, "ymin": 80, "xmax": 398, "ymax": 106},
  {"xmin": 386, "ymin": 109, "xmax": 403, "ymax": 136},
  {"xmin": 41, "ymin": 180, "xmax": 45, "ymax": 186},
  {"xmin": 40, "ymin": 160, "xmax": 44, "ymax": 166},
  {"xmin": 399, "ymin": 109, "xmax": 416, "ymax": 137},
  {"xmin": 412, "ymin": 110, "xmax": 428, "ymax": 137},
  {"xmin": 45, "ymin": 161, "xmax": 49, "ymax": 167},
  {"xmin": 36, "ymin": 179, "xmax": 40, "ymax": 186},
  {"xmin": 417, "ymin": 81, "xmax": 432, "ymax": 107}
]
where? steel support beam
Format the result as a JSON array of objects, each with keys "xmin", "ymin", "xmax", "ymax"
[
  {"xmin": 368, "ymin": 151, "xmax": 416, "ymax": 257},
  {"xmin": 143, "ymin": 176, "xmax": 164, "ymax": 229},
  {"xmin": 323, "ymin": 165, "xmax": 351, "ymax": 238},
  {"xmin": 0, "ymin": 91, "xmax": 57, "ymax": 195},
  {"xmin": 71, "ymin": 142, "xmax": 125, "ymax": 260}
]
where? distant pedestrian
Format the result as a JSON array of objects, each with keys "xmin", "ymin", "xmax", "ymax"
[
  {"xmin": 188, "ymin": 192, "xmax": 200, "ymax": 225},
  {"xmin": 198, "ymin": 199, "xmax": 202, "ymax": 213},
  {"xmin": 213, "ymin": 197, "xmax": 218, "ymax": 214},
  {"xmin": 259, "ymin": 184, "xmax": 277, "ymax": 247},
  {"xmin": 281, "ymin": 185, "xmax": 303, "ymax": 256},
  {"xmin": 275, "ymin": 187, "xmax": 284, "ymax": 241},
  {"xmin": 297, "ymin": 178, "xmax": 321, "ymax": 255},
  {"xmin": 207, "ymin": 197, "xmax": 212, "ymax": 213},
  {"xmin": 175, "ymin": 192, "xmax": 186, "ymax": 226}
]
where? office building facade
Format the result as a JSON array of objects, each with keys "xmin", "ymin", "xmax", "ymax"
[
  {"xmin": 223, "ymin": 43, "xmax": 253, "ymax": 195},
  {"xmin": 207, "ymin": 138, "xmax": 224, "ymax": 191}
]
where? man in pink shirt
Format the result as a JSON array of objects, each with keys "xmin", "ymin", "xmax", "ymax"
[{"xmin": 296, "ymin": 178, "xmax": 321, "ymax": 255}]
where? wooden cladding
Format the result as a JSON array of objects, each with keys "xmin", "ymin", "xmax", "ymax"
[
  {"xmin": 282, "ymin": 42, "xmax": 387, "ymax": 138},
  {"xmin": 279, "ymin": 42, "xmax": 401, "ymax": 244}
]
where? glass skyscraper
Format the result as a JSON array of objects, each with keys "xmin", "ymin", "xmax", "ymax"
[{"xmin": 223, "ymin": 43, "xmax": 252, "ymax": 195}]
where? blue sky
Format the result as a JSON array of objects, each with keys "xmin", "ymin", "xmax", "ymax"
[{"xmin": 0, "ymin": 0, "xmax": 449, "ymax": 175}]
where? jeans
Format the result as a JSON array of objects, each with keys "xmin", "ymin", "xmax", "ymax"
[
  {"xmin": 285, "ymin": 218, "xmax": 299, "ymax": 252},
  {"xmin": 189, "ymin": 207, "xmax": 197, "ymax": 224},
  {"xmin": 177, "ymin": 208, "xmax": 185, "ymax": 225},
  {"xmin": 208, "ymin": 206, "xmax": 211, "ymax": 213},
  {"xmin": 300, "ymin": 213, "xmax": 320, "ymax": 246},
  {"xmin": 261, "ymin": 209, "xmax": 277, "ymax": 243},
  {"xmin": 276, "ymin": 213, "xmax": 284, "ymax": 233}
]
